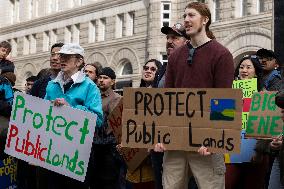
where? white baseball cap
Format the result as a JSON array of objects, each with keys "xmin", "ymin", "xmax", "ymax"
[{"xmin": 58, "ymin": 43, "xmax": 84, "ymax": 57}]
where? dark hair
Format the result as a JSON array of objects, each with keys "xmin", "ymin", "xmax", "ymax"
[
  {"xmin": 185, "ymin": 2, "xmax": 215, "ymax": 39},
  {"xmin": 36, "ymin": 68, "xmax": 52, "ymax": 80},
  {"xmin": 140, "ymin": 59, "xmax": 162, "ymax": 87},
  {"xmin": 234, "ymin": 55, "xmax": 264, "ymax": 91},
  {"xmin": 50, "ymin": 42, "xmax": 64, "ymax": 52},
  {"xmin": 85, "ymin": 63, "xmax": 100, "ymax": 77},
  {"xmin": 1, "ymin": 72, "xmax": 16, "ymax": 86},
  {"xmin": 26, "ymin": 76, "xmax": 37, "ymax": 82},
  {"xmin": 0, "ymin": 41, "xmax": 12, "ymax": 53}
]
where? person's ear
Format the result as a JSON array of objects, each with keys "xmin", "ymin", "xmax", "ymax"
[
  {"xmin": 76, "ymin": 58, "xmax": 83, "ymax": 67},
  {"xmin": 111, "ymin": 79, "xmax": 115, "ymax": 86}
]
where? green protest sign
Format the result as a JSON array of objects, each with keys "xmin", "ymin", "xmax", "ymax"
[
  {"xmin": 242, "ymin": 112, "xmax": 249, "ymax": 130},
  {"xmin": 232, "ymin": 78, "xmax": 257, "ymax": 98},
  {"xmin": 4, "ymin": 92, "xmax": 97, "ymax": 182},
  {"xmin": 245, "ymin": 92, "xmax": 283, "ymax": 138}
]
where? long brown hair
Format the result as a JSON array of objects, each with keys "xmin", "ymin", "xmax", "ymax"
[{"xmin": 185, "ymin": 2, "xmax": 215, "ymax": 39}]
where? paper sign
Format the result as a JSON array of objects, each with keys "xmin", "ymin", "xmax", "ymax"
[
  {"xmin": 0, "ymin": 156, "xmax": 17, "ymax": 189},
  {"xmin": 225, "ymin": 79, "xmax": 257, "ymax": 163},
  {"xmin": 107, "ymin": 99, "xmax": 148, "ymax": 172},
  {"xmin": 108, "ymin": 99, "xmax": 123, "ymax": 144},
  {"xmin": 245, "ymin": 92, "xmax": 283, "ymax": 139},
  {"xmin": 225, "ymin": 130, "xmax": 256, "ymax": 163},
  {"xmin": 121, "ymin": 88, "xmax": 242, "ymax": 153},
  {"xmin": 232, "ymin": 78, "xmax": 257, "ymax": 98},
  {"xmin": 242, "ymin": 112, "xmax": 249, "ymax": 130},
  {"xmin": 5, "ymin": 92, "xmax": 97, "ymax": 182}
]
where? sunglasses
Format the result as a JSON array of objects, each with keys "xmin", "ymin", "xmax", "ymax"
[
  {"xmin": 187, "ymin": 44, "xmax": 196, "ymax": 65},
  {"xmin": 243, "ymin": 54, "xmax": 257, "ymax": 59},
  {"xmin": 143, "ymin": 65, "xmax": 157, "ymax": 72}
]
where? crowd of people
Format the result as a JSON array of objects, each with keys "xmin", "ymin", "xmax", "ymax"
[{"xmin": 0, "ymin": 2, "xmax": 283, "ymax": 189}]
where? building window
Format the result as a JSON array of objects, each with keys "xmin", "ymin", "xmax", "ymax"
[
  {"xmin": 88, "ymin": 20, "xmax": 96, "ymax": 43},
  {"xmin": 215, "ymin": 0, "xmax": 221, "ymax": 21},
  {"xmin": 32, "ymin": 0, "xmax": 39, "ymax": 17},
  {"xmin": 242, "ymin": 0, "xmax": 248, "ymax": 16},
  {"xmin": 121, "ymin": 62, "xmax": 133, "ymax": 75},
  {"xmin": 115, "ymin": 14, "xmax": 123, "ymax": 38},
  {"xmin": 98, "ymin": 18, "xmax": 106, "ymax": 42},
  {"xmin": 64, "ymin": 26, "xmax": 72, "ymax": 43},
  {"xmin": 43, "ymin": 31, "xmax": 50, "ymax": 52},
  {"xmin": 72, "ymin": 0, "xmax": 82, "ymax": 7},
  {"xmin": 161, "ymin": 2, "xmax": 171, "ymax": 27},
  {"xmin": 235, "ymin": 0, "xmax": 247, "ymax": 18},
  {"xmin": 125, "ymin": 12, "xmax": 134, "ymax": 36},
  {"xmin": 11, "ymin": 38, "xmax": 18, "ymax": 57},
  {"xmin": 160, "ymin": 53, "xmax": 168, "ymax": 65},
  {"xmin": 30, "ymin": 34, "xmax": 37, "ymax": 54},
  {"xmin": 10, "ymin": 0, "xmax": 20, "ymax": 24},
  {"xmin": 47, "ymin": 0, "xmax": 59, "ymax": 13},
  {"xmin": 257, "ymin": 0, "xmax": 265, "ymax": 13},
  {"xmin": 23, "ymin": 36, "xmax": 30, "ymax": 55},
  {"xmin": 72, "ymin": 24, "xmax": 80, "ymax": 43}
]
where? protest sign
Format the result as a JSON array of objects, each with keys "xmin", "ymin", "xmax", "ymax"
[
  {"xmin": 5, "ymin": 92, "xmax": 97, "ymax": 182},
  {"xmin": 245, "ymin": 92, "xmax": 283, "ymax": 139},
  {"xmin": 224, "ymin": 130, "xmax": 257, "ymax": 163},
  {"xmin": 225, "ymin": 78, "xmax": 257, "ymax": 163},
  {"xmin": 0, "ymin": 156, "xmax": 17, "ymax": 189},
  {"xmin": 232, "ymin": 78, "xmax": 257, "ymax": 98},
  {"xmin": 107, "ymin": 99, "xmax": 148, "ymax": 172},
  {"xmin": 232, "ymin": 78, "xmax": 257, "ymax": 130},
  {"xmin": 108, "ymin": 99, "xmax": 123, "ymax": 143},
  {"xmin": 121, "ymin": 88, "xmax": 242, "ymax": 153}
]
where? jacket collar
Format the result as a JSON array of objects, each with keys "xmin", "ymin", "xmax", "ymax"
[{"xmin": 52, "ymin": 70, "xmax": 86, "ymax": 90}]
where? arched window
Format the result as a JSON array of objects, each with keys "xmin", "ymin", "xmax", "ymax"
[{"xmin": 121, "ymin": 62, "xmax": 133, "ymax": 75}]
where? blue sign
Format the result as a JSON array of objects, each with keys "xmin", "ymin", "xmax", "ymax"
[
  {"xmin": 0, "ymin": 156, "xmax": 17, "ymax": 189},
  {"xmin": 229, "ymin": 130, "xmax": 257, "ymax": 163}
]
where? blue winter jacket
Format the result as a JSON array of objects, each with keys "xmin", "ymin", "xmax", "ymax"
[
  {"xmin": 0, "ymin": 75, "xmax": 13, "ymax": 117},
  {"xmin": 44, "ymin": 71, "xmax": 103, "ymax": 127}
]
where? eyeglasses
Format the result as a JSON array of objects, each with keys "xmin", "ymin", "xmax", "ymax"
[
  {"xmin": 187, "ymin": 44, "xmax": 196, "ymax": 65},
  {"xmin": 59, "ymin": 54, "xmax": 80, "ymax": 60},
  {"xmin": 143, "ymin": 65, "xmax": 157, "ymax": 72}
]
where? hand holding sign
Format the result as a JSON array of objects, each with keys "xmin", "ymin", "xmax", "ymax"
[
  {"xmin": 53, "ymin": 98, "xmax": 70, "ymax": 106},
  {"xmin": 154, "ymin": 143, "xmax": 166, "ymax": 152},
  {"xmin": 197, "ymin": 146, "xmax": 211, "ymax": 156},
  {"xmin": 270, "ymin": 134, "xmax": 283, "ymax": 150}
]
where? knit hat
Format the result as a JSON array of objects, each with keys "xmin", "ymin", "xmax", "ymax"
[
  {"xmin": 99, "ymin": 67, "xmax": 116, "ymax": 79},
  {"xmin": 1, "ymin": 72, "xmax": 16, "ymax": 86}
]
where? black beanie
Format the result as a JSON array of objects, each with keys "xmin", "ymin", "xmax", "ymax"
[{"xmin": 99, "ymin": 67, "xmax": 116, "ymax": 79}]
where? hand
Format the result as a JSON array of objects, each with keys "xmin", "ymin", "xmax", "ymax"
[
  {"xmin": 270, "ymin": 135, "xmax": 283, "ymax": 150},
  {"xmin": 154, "ymin": 143, "xmax": 166, "ymax": 152},
  {"xmin": 116, "ymin": 144, "xmax": 123, "ymax": 155},
  {"xmin": 197, "ymin": 146, "xmax": 211, "ymax": 156},
  {"xmin": 53, "ymin": 98, "xmax": 69, "ymax": 106}
]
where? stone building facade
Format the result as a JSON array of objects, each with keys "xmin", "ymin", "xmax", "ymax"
[{"xmin": 0, "ymin": 0, "xmax": 273, "ymax": 90}]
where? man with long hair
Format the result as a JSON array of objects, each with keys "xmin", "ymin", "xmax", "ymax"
[{"xmin": 155, "ymin": 2, "xmax": 234, "ymax": 189}]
